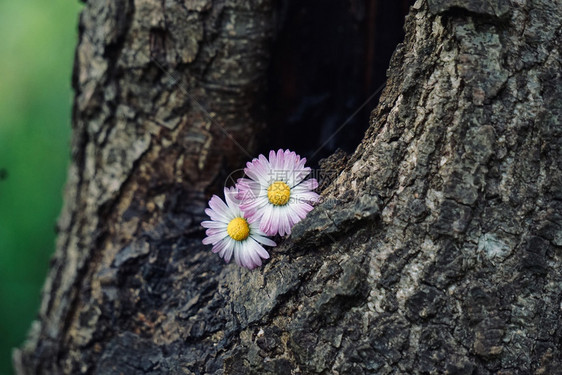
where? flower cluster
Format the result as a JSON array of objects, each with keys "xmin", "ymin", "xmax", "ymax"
[{"xmin": 202, "ymin": 149, "xmax": 320, "ymax": 269}]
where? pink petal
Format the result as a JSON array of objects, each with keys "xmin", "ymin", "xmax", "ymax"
[
  {"xmin": 205, "ymin": 208, "xmax": 229, "ymax": 223},
  {"xmin": 258, "ymin": 154, "xmax": 270, "ymax": 173},
  {"xmin": 212, "ymin": 238, "xmax": 229, "ymax": 254},
  {"xmin": 236, "ymin": 178, "xmax": 262, "ymax": 201},
  {"xmin": 284, "ymin": 150, "xmax": 296, "ymax": 172},
  {"xmin": 208, "ymin": 195, "xmax": 230, "ymax": 217},
  {"xmin": 276, "ymin": 149, "xmax": 284, "ymax": 170},
  {"xmin": 259, "ymin": 204, "xmax": 274, "ymax": 235},
  {"xmin": 269, "ymin": 150, "xmax": 277, "ymax": 171},
  {"xmin": 239, "ymin": 196, "xmax": 268, "ymax": 218},
  {"xmin": 245, "ymin": 158, "xmax": 269, "ymax": 182}
]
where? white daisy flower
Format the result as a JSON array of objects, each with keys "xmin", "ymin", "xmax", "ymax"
[
  {"xmin": 202, "ymin": 187, "xmax": 276, "ymax": 270},
  {"xmin": 236, "ymin": 149, "xmax": 320, "ymax": 236}
]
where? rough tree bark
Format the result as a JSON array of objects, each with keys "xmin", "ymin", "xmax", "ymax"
[{"xmin": 15, "ymin": 0, "xmax": 562, "ymax": 374}]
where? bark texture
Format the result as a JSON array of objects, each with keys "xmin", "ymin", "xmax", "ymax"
[
  {"xmin": 15, "ymin": 0, "xmax": 562, "ymax": 374},
  {"xmin": 15, "ymin": 0, "xmax": 275, "ymax": 373}
]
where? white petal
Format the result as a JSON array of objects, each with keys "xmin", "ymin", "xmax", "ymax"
[
  {"xmin": 208, "ymin": 195, "xmax": 232, "ymax": 217},
  {"xmin": 248, "ymin": 249, "xmax": 262, "ymax": 269},
  {"xmin": 239, "ymin": 196, "xmax": 268, "ymax": 218},
  {"xmin": 285, "ymin": 205, "xmax": 303, "ymax": 226},
  {"xmin": 211, "ymin": 237, "xmax": 229, "ymax": 254},
  {"xmin": 239, "ymin": 241, "xmax": 254, "ymax": 269},
  {"xmin": 203, "ymin": 232, "xmax": 228, "ymax": 245},
  {"xmin": 233, "ymin": 241, "xmax": 242, "ymax": 267},
  {"xmin": 281, "ymin": 209, "xmax": 292, "ymax": 236},
  {"xmin": 251, "ymin": 233, "xmax": 276, "ymax": 247},
  {"xmin": 223, "ymin": 238, "xmax": 235, "ymax": 263},
  {"xmin": 201, "ymin": 220, "xmax": 227, "ymax": 229},
  {"xmin": 250, "ymin": 238, "xmax": 270, "ymax": 259},
  {"xmin": 223, "ymin": 187, "xmax": 240, "ymax": 209},
  {"xmin": 259, "ymin": 203, "xmax": 275, "ymax": 234},
  {"xmin": 205, "ymin": 228, "xmax": 227, "ymax": 237},
  {"xmin": 271, "ymin": 205, "xmax": 289, "ymax": 236},
  {"xmin": 269, "ymin": 206, "xmax": 282, "ymax": 236},
  {"xmin": 291, "ymin": 167, "xmax": 311, "ymax": 186},
  {"xmin": 293, "ymin": 178, "xmax": 318, "ymax": 191},
  {"xmin": 205, "ymin": 208, "xmax": 230, "ymax": 224},
  {"xmin": 245, "ymin": 241, "xmax": 262, "ymax": 269},
  {"xmin": 291, "ymin": 189, "xmax": 320, "ymax": 204},
  {"xmin": 291, "ymin": 201, "xmax": 314, "ymax": 220}
]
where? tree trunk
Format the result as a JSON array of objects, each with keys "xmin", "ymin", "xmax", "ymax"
[{"xmin": 15, "ymin": 0, "xmax": 562, "ymax": 374}]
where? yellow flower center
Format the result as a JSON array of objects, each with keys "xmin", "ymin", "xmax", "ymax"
[
  {"xmin": 267, "ymin": 181, "xmax": 291, "ymax": 206},
  {"xmin": 227, "ymin": 217, "xmax": 250, "ymax": 241}
]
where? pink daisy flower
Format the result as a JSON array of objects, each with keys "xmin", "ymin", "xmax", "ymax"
[
  {"xmin": 236, "ymin": 149, "xmax": 320, "ymax": 236},
  {"xmin": 202, "ymin": 187, "xmax": 276, "ymax": 270}
]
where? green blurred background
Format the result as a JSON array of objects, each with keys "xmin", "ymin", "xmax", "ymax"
[{"xmin": 0, "ymin": 0, "xmax": 82, "ymax": 373}]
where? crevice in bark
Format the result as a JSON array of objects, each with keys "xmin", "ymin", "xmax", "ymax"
[{"xmin": 263, "ymin": 0, "xmax": 415, "ymax": 166}]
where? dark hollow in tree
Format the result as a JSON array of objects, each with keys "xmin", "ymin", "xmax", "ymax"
[
  {"xmin": 14, "ymin": 0, "xmax": 562, "ymax": 374},
  {"xmin": 264, "ymin": 0, "xmax": 413, "ymax": 164}
]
